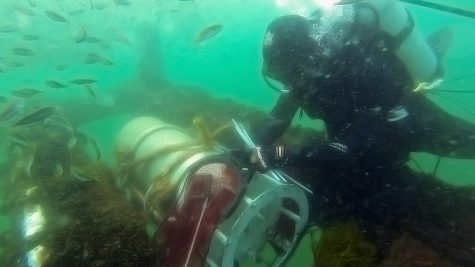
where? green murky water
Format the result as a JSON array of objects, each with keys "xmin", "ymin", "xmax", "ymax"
[{"xmin": 0, "ymin": 0, "xmax": 474, "ymax": 266}]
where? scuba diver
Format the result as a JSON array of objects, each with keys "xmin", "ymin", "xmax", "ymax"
[{"xmin": 243, "ymin": 1, "xmax": 475, "ymax": 266}]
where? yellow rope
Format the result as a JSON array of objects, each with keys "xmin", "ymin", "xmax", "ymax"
[{"xmin": 412, "ymin": 78, "xmax": 443, "ymax": 93}]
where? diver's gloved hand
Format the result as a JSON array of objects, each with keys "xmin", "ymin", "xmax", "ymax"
[{"xmin": 230, "ymin": 146, "xmax": 285, "ymax": 172}]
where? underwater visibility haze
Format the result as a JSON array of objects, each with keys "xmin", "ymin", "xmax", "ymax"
[{"xmin": 0, "ymin": 0, "xmax": 475, "ymax": 266}]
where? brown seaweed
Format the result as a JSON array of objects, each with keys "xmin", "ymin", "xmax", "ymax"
[{"xmin": 312, "ymin": 221, "xmax": 378, "ymax": 267}]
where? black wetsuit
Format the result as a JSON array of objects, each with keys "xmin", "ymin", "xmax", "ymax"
[{"xmin": 255, "ymin": 26, "xmax": 475, "ymax": 264}]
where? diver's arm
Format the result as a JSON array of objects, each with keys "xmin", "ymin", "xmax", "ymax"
[
  {"xmin": 263, "ymin": 142, "xmax": 349, "ymax": 168},
  {"xmin": 261, "ymin": 112, "xmax": 390, "ymax": 169},
  {"xmin": 253, "ymin": 91, "xmax": 300, "ymax": 146}
]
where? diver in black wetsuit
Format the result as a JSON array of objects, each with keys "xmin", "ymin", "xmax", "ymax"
[{"xmin": 247, "ymin": 4, "xmax": 475, "ymax": 265}]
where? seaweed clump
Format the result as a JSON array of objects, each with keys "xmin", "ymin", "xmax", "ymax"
[
  {"xmin": 311, "ymin": 220, "xmax": 468, "ymax": 267},
  {"xmin": 312, "ymin": 221, "xmax": 378, "ymax": 267},
  {"xmin": 40, "ymin": 172, "xmax": 157, "ymax": 267},
  {"xmin": 378, "ymin": 233, "xmax": 452, "ymax": 267},
  {"xmin": 0, "ymin": 114, "xmax": 160, "ymax": 266}
]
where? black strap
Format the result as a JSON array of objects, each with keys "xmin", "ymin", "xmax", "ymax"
[
  {"xmin": 400, "ymin": 0, "xmax": 475, "ymax": 20},
  {"xmin": 355, "ymin": 2, "xmax": 380, "ymax": 30},
  {"xmin": 356, "ymin": 6, "xmax": 415, "ymax": 52},
  {"xmin": 391, "ymin": 9, "xmax": 416, "ymax": 50}
]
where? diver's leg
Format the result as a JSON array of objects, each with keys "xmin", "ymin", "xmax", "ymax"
[{"xmin": 405, "ymin": 94, "xmax": 475, "ymax": 158}]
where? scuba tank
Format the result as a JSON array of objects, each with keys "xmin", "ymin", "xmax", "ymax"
[
  {"xmin": 336, "ymin": 0, "xmax": 440, "ymax": 84},
  {"xmin": 362, "ymin": 0, "xmax": 439, "ymax": 83}
]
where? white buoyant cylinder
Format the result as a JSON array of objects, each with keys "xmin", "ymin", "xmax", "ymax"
[
  {"xmin": 115, "ymin": 116, "xmax": 229, "ymax": 201},
  {"xmin": 116, "ymin": 117, "xmax": 310, "ymax": 267}
]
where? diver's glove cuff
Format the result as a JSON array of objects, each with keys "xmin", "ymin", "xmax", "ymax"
[
  {"xmin": 230, "ymin": 145, "xmax": 288, "ymax": 171},
  {"xmin": 247, "ymin": 145, "xmax": 286, "ymax": 171},
  {"xmin": 250, "ymin": 146, "xmax": 270, "ymax": 171},
  {"xmin": 255, "ymin": 146, "xmax": 269, "ymax": 169},
  {"xmin": 252, "ymin": 145, "xmax": 287, "ymax": 169}
]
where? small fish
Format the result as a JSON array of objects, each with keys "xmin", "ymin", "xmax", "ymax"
[
  {"xmin": 0, "ymin": 23, "xmax": 19, "ymax": 33},
  {"xmin": 94, "ymin": 2, "xmax": 109, "ymax": 10},
  {"xmin": 195, "ymin": 24, "xmax": 223, "ymax": 43},
  {"xmin": 84, "ymin": 53, "xmax": 102, "ymax": 64},
  {"xmin": 55, "ymin": 64, "xmax": 67, "ymax": 71},
  {"xmin": 0, "ymin": 99, "xmax": 24, "ymax": 122},
  {"xmin": 99, "ymin": 43, "xmax": 111, "ymax": 49},
  {"xmin": 11, "ymin": 106, "xmax": 57, "ymax": 127},
  {"xmin": 12, "ymin": 4, "xmax": 35, "ymax": 16},
  {"xmin": 100, "ymin": 58, "xmax": 114, "ymax": 66},
  {"xmin": 71, "ymin": 166, "xmax": 100, "ymax": 182},
  {"xmin": 114, "ymin": 0, "xmax": 132, "ymax": 6},
  {"xmin": 0, "ymin": 66, "xmax": 4, "ymax": 73},
  {"xmin": 11, "ymin": 88, "xmax": 43, "ymax": 98},
  {"xmin": 12, "ymin": 48, "xmax": 35, "ymax": 56},
  {"xmin": 10, "ymin": 62, "xmax": 25, "ymax": 68},
  {"xmin": 68, "ymin": 9, "xmax": 85, "ymax": 15},
  {"xmin": 114, "ymin": 33, "xmax": 131, "ymax": 46},
  {"xmin": 85, "ymin": 36, "xmax": 102, "ymax": 43},
  {"xmin": 72, "ymin": 25, "xmax": 87, "ymax": 43},
  {"xmin": 45, "ymin": 80, "xmax": 67, "ymax": 89},
  {"xmin": 70, "ymin": 78, "xmax": 97, "ymax": 85},
  {"xmin": 0, "ymin": 96, "xmax": 7, "ymax": 102},
  {"xmin": 45, "ymin": 10, "xmax": 68, "ymax": 23},
  {"xmin": 27, "ymin": 0, "xmax": 36, "ymax": 8},
  {"xmin": 22, "ymin": 34, "xmax": 40, "ymax": 41}
]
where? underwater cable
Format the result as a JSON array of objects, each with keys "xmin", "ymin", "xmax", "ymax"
[
  {"xmin": 419, "ymin": 74, "xmax": 475, "ymax": 97},
  {"xmin": 433, "ymin": 156, "xmax": 442, "ymax": 176},
  {"xmin": 433, "ymin": 91, "xmax": 475, "ymax": 115},
  {"xmin": 400, "ymin": 0, "xmax": 475, "ymax": 19},
  {"xmin": 432, "ymin": 73, "xmax": 475, "ymax": 93},
  {"xmin": 336, "ymin": 0, "xmax": 475, "ymax": 19},
  {"xmin": 410, "ymin": 158, "xmax": 426, "ymax": 173},
  {"xmin": 443, "ymin": 72, "xmax": 475, "ymax": 86},
  {"xmin": 412, "ymin": 74, "xmax": 475, "ymax": 113},
  {"xmin": 434, "ymin": 89, "xmax": 475, "ymax": 93}
]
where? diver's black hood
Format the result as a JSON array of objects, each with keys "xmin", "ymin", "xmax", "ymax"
[
  {"xmin": 262, "ymin": 8, "xmax": 360, "ymax": 89},
  {"xmin": 262, "ymin": 15, "xmax": 316, "ymax": 86}
]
